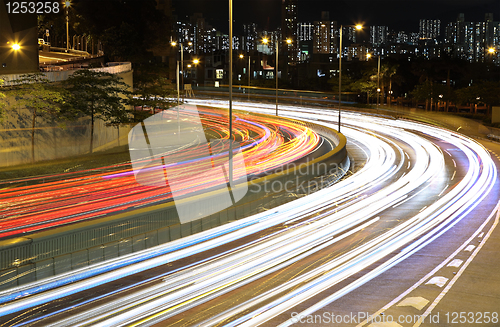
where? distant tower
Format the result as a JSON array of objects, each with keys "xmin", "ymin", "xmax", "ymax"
[
  {"xmin": 419, "ymin": 19, "xmax": 441, "ymax": 41},
  {"xmin": 282, "ymin": 0, "xmax": 298, "ymax": 62},
  {"xmin": 370, "ymin": 26, "xmax": 388, "ymax": 47},
  {"xmin": 313, "ymin": 12, "xmax": 337, "ymax": 55}
]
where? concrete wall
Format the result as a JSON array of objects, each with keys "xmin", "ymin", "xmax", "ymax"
[
  {"xmin": 0, "ymin": 68, "xmax": 133, "ymax": 167},
  {"xmin": 492, "ymin": 106, "xmax": 500, "ymax": 124},
  {"xmin": 0, "ymin": 102, "xmax": 132, "ymax": 167}
]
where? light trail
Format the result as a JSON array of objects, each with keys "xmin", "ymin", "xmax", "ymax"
[
  {"xmin": 0, "ymin": 107, "xmax": 320, "ymax": 238},
  {"xmin": 0, "ymin": 101, "xmax": 496, "ymax": 327}
]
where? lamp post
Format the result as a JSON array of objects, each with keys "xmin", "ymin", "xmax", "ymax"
[
  {"xmin": 377, "ymin": 54, "xmax": 381, "ymax": 112},
  {"xmin": 239, "ymin": 53, "xmax": 251, "ymax": 100},
  {"xmin": 176, "ymin": 60, "xmax": 180, "ymax": 105},
  {"xmin": 229, "ymin": 0, "xmax": 233, "ymax": 184},
  {"xmin": 263, "ymin": 37, "xmax": 292, "ymax": 116},
  {"xmin": 64, "ymin": 1, "xmax": 71, "ymax": 51},
  {"xmin": 338, "ymin": 24, "xmax": 362, "ymax": 132},
  {"xmin": 171, "ymin": 41, "xmax": 185, "ymax": 98},
  {"xmin": 488, "ymin": 47, "xmax": 497, "ymax": 64}
]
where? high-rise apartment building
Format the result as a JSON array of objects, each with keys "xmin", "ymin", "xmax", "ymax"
[
  {"xmin": 243, "ymin": 23, "xmax": 258, "ymax": 51},
  {"xmin": 297, "ymin": 22, "xmax": 314, "ymax": 42},
  {"xmin": 419, "ymin": 19, "xmax": 441, "ymax": 40},
  {"xmin": 444, "ymin": 13, "xmax": 499, "ymax": 63},
  {"xmin": 313, "ymin": 21, "xmax": 337, "ymax": 54},
  {"xmin": 370, "ymin": 26, "xmax": 388, "ymax": 46},
  {"xmin": 282, "ymin": 0, "xmax": 298, "ymax": 62}
]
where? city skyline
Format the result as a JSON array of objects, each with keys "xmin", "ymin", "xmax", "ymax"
[{"xmin": 172, "ymin": 0, "xmax": 499, "ymax": 33}]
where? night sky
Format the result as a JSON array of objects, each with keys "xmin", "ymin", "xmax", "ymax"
[{"xmin": 172, "ymin": 0, "xmax": 500, "ymax": 33}]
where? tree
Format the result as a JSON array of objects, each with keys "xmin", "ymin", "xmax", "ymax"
[
  {"xmin": 350, "ymin": 79, "xmax": 377, "ymax": 104},
  {"xmin": 410, "ymin": 80, "xmax": 448, "ymax": 111},
  {"xmin": 8, "ymin": 74, "xmax": 66, "ymax": 163},
  {"xmin": 456, "ymin": 81, "xmax": 500, "ymax": 113},
  {"xmin": 74, "ymin": 0, "xmax": 172, "ymax": 62},
  {"xmin": 129, "ymin": 67, "xmax": 176, "ymax": 122},
  {"xmin": 65, "ymin": 70, "xmax": 131, "ymax": 153}
]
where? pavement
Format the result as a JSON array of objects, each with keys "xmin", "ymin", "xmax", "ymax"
[
  {"xmin": 276, "ymin": 105, "xmax": 500, "ymax": 327},
  {"xmin": 38, "ymin": 50, "xmax": 95, "ymax": 67}
]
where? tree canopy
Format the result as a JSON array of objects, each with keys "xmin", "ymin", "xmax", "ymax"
[
  {"xmin": 7, "ymin": 73, "xmax": 66, "ymax": 162},
  {"xmin": 65, "ymin": 70, "xmax": 131, "ymax": 152}
]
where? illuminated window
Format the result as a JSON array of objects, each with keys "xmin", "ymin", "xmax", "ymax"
[{"xmin": 216, "ymin": 69, "xmax": 224, "ymax": 79}]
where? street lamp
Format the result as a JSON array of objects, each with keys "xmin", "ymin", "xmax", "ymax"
[
  {"xmin": 338, "ymin": 24, "xmax": 362, "ymax": 132},
  {"xmin": 263, "ymin": 37, "xmax": 292, "ymax": 116},
  {"xmin": 487, "ymin": 47, "xmax": 497, "ymax": 64},
  {"xmin": 63, "ymin": 1, "xmax": 71, "ymax": 51},
  {"xmin": 171, "ymin": 41, "xmax": 186, "ymax": 98},
  {"xmin": 377, "ymin": 55, "xmax": 381, "ymax": 111},
  {"xmin": 229, "ymin": 0, "xmax": 233, "ymax": 184},
  {"xmin": 367, "ymin": 52, "xmax": 381, "ymax": 110},
  {"xmin": 11, "ymin": 44, "xmax": 20, "ymax": 51},
  {"xmin": 239, "ymin": 53, "xmax": 251, "ymax": 100}
]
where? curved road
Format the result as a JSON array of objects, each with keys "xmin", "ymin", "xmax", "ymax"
[{"xmin": 0, "ymin": 102, "xmax": 497, "ymax": 327}]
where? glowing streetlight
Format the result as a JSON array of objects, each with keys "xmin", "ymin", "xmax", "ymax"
[
  {"xmin": 172, "ymin": 41, "xmax": 194, "ymax": 98},
  {"xmin": 12, "ymin": 44, "xmax": 20, "ymax": 51},
  {"xmin": 239, "ymin": 53, "xmax": 251, "ymax": 100},
  {"xmin": 192, "ymin": 58, "xmax": 199, "ymax": 65},
  {"xmin": 338, "ymin": 24, "xmax": 363, "ymax": 132},
  {"xmin": 63, "ymin": 1, "xmax": 71, "ymax": 51},
  {"xmin": 488, "ymin": 47, "xmax": 496, "ymax": 54},
  {"xmin": 262, "ymin": 37, "xmax": 292, "ymax": 116}
]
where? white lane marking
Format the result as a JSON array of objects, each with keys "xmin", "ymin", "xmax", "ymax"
[
  {"xmin": 452, "ymin": 159, "xmax": 456, "ymax": 167},
  {"xmin": 368, "ymin": 322, "xmax": 402, "ymax": 327},
  {"xmin": 356, "ymin": 200, "xmax": 500, "ymax": 327},
  {"xmin": 405, "ymin": 152, "xmax": 410, "ymax": 160},
  {"xmin": 396, "ymin": 296, "xmax": 429, "ymax": 310},
  {"xmin": 464, "ymin": 245, "xmax": 475, "ymax": 252},
  {"xmin": 413, "ymin": 207, "xmax": 500, "ymax": 327},
  {"xmin": 425, "ymin": 276, "xmax": 449, "ymax": 288},
  {"xmin": 447, "ymin": 259, "xmax": 463, "ymax": 268},
  {"xmin": 407, "ymin": 162, "xmax": 411, "ymax": 169},
  {"xmin": 393, "ymin": 182, "xmax": 434, "ymax": 208},
  {"xmin": 451, "ymin": 170, "xmax": 456, "ymax": 181},
  {"xmin": 438, "ymin": 184, "xmax": 449, "ymax": 197},
  {"xmin": 444, "ymin": 150, "xmax": 451, "ymax": 157},
  {"xmin": 418, "ymin": 206, "xmax": 428, "ymax": 213},
  {"xmin": 478, "ymin": 232, "xmax": 484, "ymax": 238}
]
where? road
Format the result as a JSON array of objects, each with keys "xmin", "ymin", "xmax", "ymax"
[
  {"xmin": 0, "ymin": 106, "xmax": 320, "ymax": 239},
  {"xmin": 0, "ymin": 102, "xmax": 497, "ymax": 326}
]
